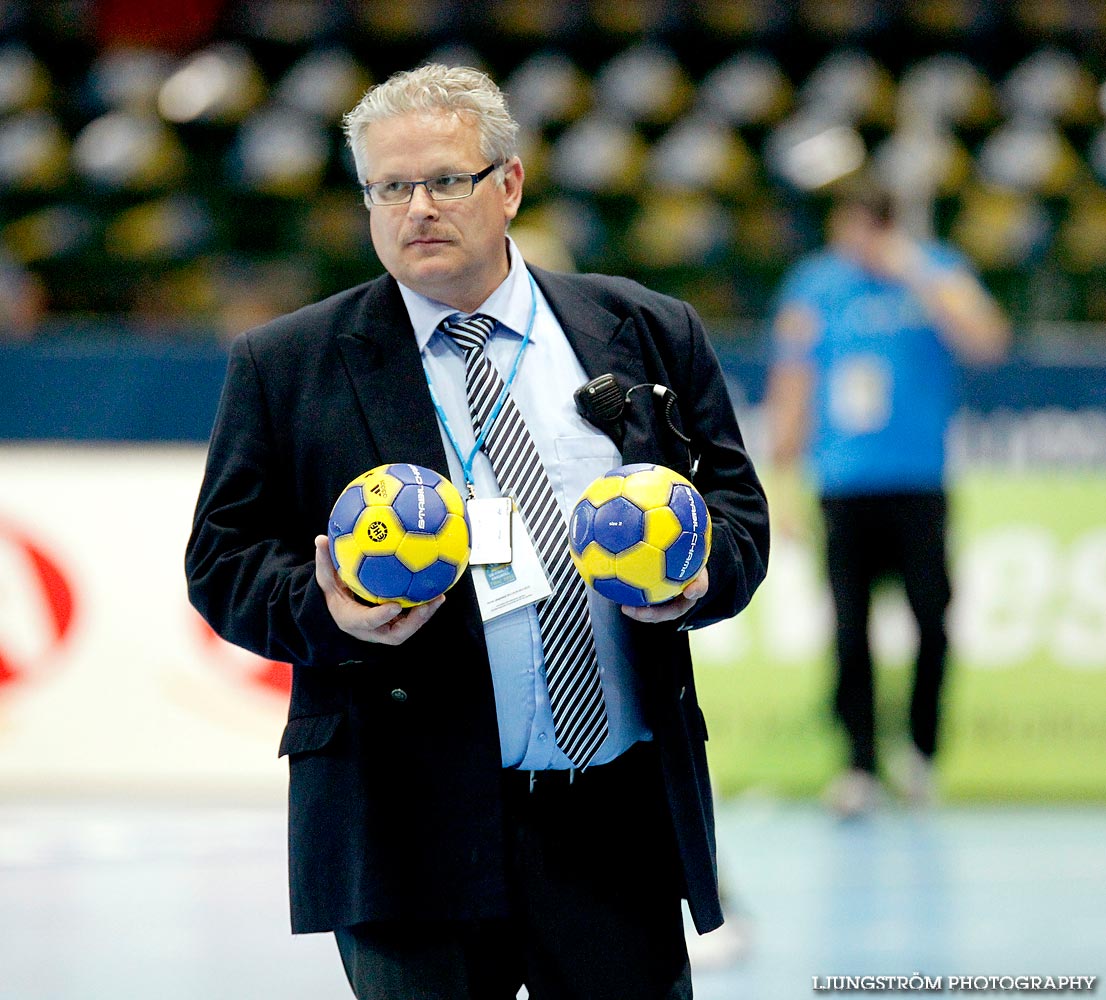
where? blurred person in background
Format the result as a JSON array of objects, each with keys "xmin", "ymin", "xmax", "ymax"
[
  {"xmin": 187, "ymin": 64, "xmax": 769, "ymax": 999},
  {"xmin": 0, "ymin": 252, "xmax": 46, "ymax": 340},
  {"xmin": 765, "ymin": 184, "xmax": 1009, "ymax": 817}
]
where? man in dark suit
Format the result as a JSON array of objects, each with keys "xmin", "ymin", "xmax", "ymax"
[{"xmin": 186, "ymin": 64, "xmax": 769, "ymax": 1000}]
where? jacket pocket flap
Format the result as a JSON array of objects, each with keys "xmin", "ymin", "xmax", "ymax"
[{"xmin": 278, "ymin": 713, "xmax": 343, "ymax": 758}]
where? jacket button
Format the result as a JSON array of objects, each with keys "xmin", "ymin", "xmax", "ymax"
[{"xmin": 391, "ymin": 688, "xmax": 408, "ymax": 703}]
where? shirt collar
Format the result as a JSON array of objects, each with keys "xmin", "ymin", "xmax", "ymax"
[{"xmin": 399, "ymin": 236, "xmax": 533, "ymax": 353}]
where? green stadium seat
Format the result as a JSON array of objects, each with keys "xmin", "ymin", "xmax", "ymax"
[
  {"xmin": 1001, "ymin": 49, "xmax": 1099, "ymax": 124},
  {"xmin": 157, "ymin": 43, "xmax": 266, "ymax": 125},
  {"xmin": 503, "ymin": 52, "xmax": 592, "ymax": 132},
  {"xmin": 594, "ymin": 44, "xmax": 693, "ymax": 126},
  {"xmin": 975, "ymin": 119, "xmax": 1085, "ymax": 195},
  {"xmin": 0, "ymin": 111, "xmax": 69, "ymax": 191},
  {"xmin": 0, "ymin": 44, "xmax": 53, "ymax": 114},
  {"xmin": 550, "ymin": 114, "xmax": 648, "ymax": 194},
  {"xmin": 87, "ymin": 47, "xmax": 175, "ymax": 113},
  {"xmin": 896, "ymin": 52, "xmax": 998, "ymax": 129},
  {"xmin": 72, "ymin": 110, "xmax": 187, "ymax": 191},
  {"xmin": 273, "ymin": 48, "xmax": 372, "ymax": 123},
  {"xmin": 696, "ymin": 52, "xmax": 792, "ymax": 128},
  {"xmin": 649, "ymin": 118, "xmax": 759, "ymax": 196},
  {"xmin": 228, "ymin": 106, "xmax": 329, "ymax": 196}
]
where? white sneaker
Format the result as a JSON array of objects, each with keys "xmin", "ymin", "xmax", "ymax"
[
  {"xmin": 888, "ymin": 745, "xmax": 938, "ymax": 808},
  {"xmin": 824, "ymin": 768, "xmax": 882, "ymax": 817}
]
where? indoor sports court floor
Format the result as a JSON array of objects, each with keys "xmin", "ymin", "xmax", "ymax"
[{"xmin": 1, "ymin": 798, "xmax": 1102, "ymax": 999}]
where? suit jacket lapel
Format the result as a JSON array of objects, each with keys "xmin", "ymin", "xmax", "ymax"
[
  {"xmin": 335, "ymin": 276, "xmax": 452, "ymax": 475},
  {"xmin": 530, "ymin": 267, "xmax": 630, "ymax": 384},
  {"xmin": 530, "ymin": 267, "xmax": 661, "ymax": 466}
]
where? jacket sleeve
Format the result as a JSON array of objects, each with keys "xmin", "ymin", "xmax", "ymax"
[
  {"xmin": 184, "ymin": 335, "xmax": 363, "ymax": 666},
  {"xmin": 672, "ymin": 301, "xmax": 770, "ymax": 630}
]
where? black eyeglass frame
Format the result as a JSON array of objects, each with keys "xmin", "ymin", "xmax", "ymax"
[{"xmin": 360, "ymin": 162, "xmax": 502, "ymax": 205}]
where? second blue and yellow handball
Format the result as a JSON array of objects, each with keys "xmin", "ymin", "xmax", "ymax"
[{"xmin": 568, "ymin": 463, "xmax": 711, "ymax": 607}]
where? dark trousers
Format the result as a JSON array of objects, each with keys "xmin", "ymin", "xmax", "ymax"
[
  {"xmin": 334, "ymin": 742, "xmax": 692, "ymax": 1000},
  {"xmin": 820, "ymin": 491, "xmax": 952, "ymax": 773}
]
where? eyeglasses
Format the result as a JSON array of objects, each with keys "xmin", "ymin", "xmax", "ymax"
[{"xmin": 361, "ymin": 162, "xmax": 501, "ymax": 206}]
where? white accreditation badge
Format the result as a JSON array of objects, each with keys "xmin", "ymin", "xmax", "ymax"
[
  {"xmin": 467, "ymin": 496, "xmax": 513, "ymax": 565},
  {"xmin": 470, "ymin": 500, "xmax": 553, "ymax": 622}
]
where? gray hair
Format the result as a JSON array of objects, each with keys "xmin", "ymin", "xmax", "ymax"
[{"xmin": 343, "ymin": 64, "xmax": 520, "ymax": 184}]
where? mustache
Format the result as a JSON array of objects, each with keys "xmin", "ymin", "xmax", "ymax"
[{"xmin": 403, "ymin": 225, "xmax": 453, "ymax": 242}]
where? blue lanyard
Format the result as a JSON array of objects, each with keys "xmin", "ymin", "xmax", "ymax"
[{"xmin": 423, "ymin": 271, "xmax": 539, "ymax": 497}]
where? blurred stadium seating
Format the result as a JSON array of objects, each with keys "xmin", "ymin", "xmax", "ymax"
[{"xmin": 3, "ymin": 1, "xmax": 1106, "ymax": 341}]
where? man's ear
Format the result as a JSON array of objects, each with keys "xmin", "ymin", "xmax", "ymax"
[{"xmin": 502, "ymin": 157, "xmax": 525, "ymax": 221}]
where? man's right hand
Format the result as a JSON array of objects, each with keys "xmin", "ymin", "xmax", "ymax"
[{"xmin": 314, "ymin": 535, "xmax": 445, "ymax": 645}]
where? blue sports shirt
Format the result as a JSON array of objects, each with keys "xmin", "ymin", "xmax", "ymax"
[{"xmin": 774, "ymin": 243, "xmax": 966, "ymax": 496}]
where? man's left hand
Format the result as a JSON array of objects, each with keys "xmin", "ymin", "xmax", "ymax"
[{"xmin": 621, "ymin": 567, "xmax": 708, "ymax": 624}]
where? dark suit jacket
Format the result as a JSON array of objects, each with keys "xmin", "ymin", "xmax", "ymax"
[{"xmin": 185, "ymin": 266, "xmax": 769, "ymax": 935}]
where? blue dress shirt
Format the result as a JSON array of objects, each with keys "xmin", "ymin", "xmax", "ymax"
[{"xmin": 397, "ymin": 239, "xmax": 652, "ymax": 769}]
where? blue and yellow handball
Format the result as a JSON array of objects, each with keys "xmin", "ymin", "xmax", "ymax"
[
  {"xmin": 568, "ymin": 463, "xmax": 712, "ymax": 607},
  {"xmin": 327, "ymin": 463, "xmax": 470, "ymax": 607}
]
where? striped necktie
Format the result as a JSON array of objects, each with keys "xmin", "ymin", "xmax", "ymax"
[{"xmin": 441, "ymin": 312, "xmax": 609, "ymax": 767}]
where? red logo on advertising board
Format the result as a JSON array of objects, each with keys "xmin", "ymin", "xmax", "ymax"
[
  {"xmin": 0, "ymin": 522, "xmax": 75, "ymax": 689},
  {"xmin": 195, "ymin": 615, "xmax": 292, "ymax": 698}
]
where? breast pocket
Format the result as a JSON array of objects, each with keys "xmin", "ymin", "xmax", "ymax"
[{"xmin": 552, "ymin": 435, "xmax": 621, "ymax": 514}]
